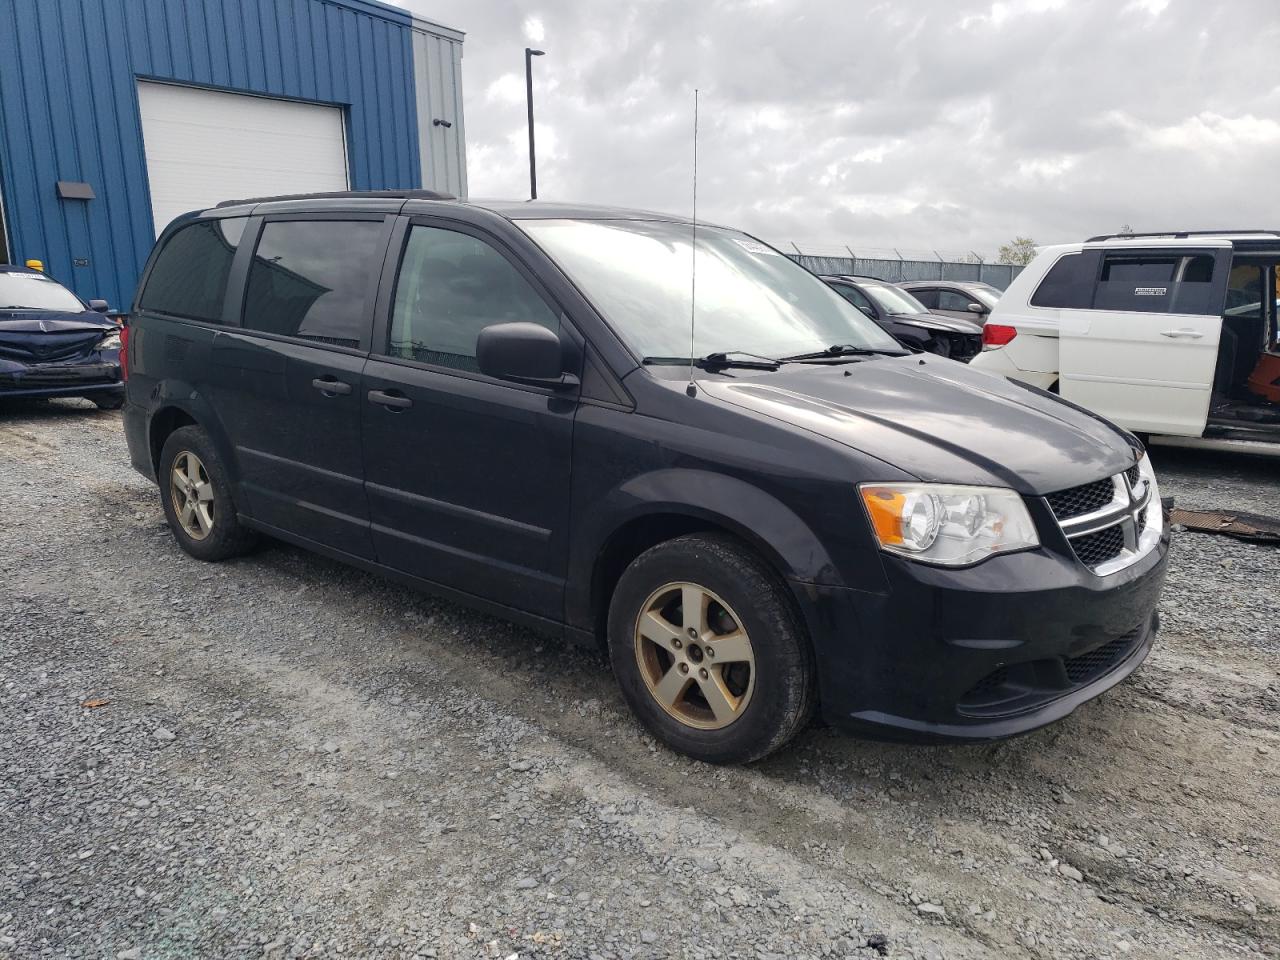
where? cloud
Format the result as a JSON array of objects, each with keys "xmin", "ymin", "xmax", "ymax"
[{"xmin": 402, "ymin": 0, "xmax": 1280, "ymax": 255}]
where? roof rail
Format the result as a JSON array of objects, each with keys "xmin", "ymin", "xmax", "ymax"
[
  {"xmin": 1086, "ymin": 229, "xmax": 1280, "ymax": 242},
  {"xmin": 215, "ymin": 188, "xmax": 455, "ymax": 208}
]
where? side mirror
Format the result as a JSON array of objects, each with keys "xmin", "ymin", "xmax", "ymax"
[
  {"xmin": 476, "ymin": 322, "xmax": 577, "ymax": 388},
  {"xmin": 88, "ymin": 299, "xmax": 110, "ymax": 313},
  {"xmin": 966, "ymin": 301, "xmax": 988, "ymax": 314}
]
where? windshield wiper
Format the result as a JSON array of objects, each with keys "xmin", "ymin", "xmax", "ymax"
[
  {"xmin": 780, "ymin": 343, "xmax": 909, "ymax": 361},
  {"xmin": 643, "ymin": 351, "xmax": 785, "ymax": 371}
]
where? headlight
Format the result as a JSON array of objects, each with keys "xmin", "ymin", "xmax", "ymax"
[
  {"xmin": 99, "ymin": 333, "xmax": 121, "ymax": 350},
  {"xmin": 859, "ymin": 483, "xmax": 1039, "ymax": 566}
]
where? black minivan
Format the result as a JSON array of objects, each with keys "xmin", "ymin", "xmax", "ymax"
[{"xmin": 123, "ymin": 191, "xmax": 1169, "ymax": 763}]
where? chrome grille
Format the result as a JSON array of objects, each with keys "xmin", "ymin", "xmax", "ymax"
[
  {"xmin": 1047, "ymin": 479, "xmax": 1115, "ymax": 521},
  {"xmin": 1070, "ymin": 525, "xmax": 1125, "ymax": 567},
  {"xmin": 1045, "ymin": 461, "xmax": 1157, "ymax": 575}
]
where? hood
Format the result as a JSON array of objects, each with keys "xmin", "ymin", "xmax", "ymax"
[
  {"xmin": 698, "ymin": 356, "xmax": 1137, "ymax": 495},
  {"xmin": 0, "ymin": 309, "xmax": 115, "ymax": 363},
  {"xmin": 888, "ymin": 312, "xmax": 984, "ymax": 335}
]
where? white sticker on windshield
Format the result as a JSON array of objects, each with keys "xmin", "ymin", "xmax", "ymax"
[
  {"xmin": 733, "ymin": 238, "xmax": 780, "ymax": 256},
  {"xmin": 10, "ymin": 273, "xmax": 55, "ymax": 281}
]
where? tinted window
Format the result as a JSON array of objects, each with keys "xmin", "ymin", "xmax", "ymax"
[
  {"xmin": 938, "ymin": 290, "xmax": 977, "ymax": 312},
  {"xmin": 1094, "ymin": 253, "xmax": 1216, "ymax": 314},
  {"xmin": 140, "ymin": 218, "xmax": 245, "ymax": 322},
  {"xmin": 242, "ymin": 220, "xmax": 383, "ymax": 348},
  {"xmin": 830, "ymin": 282, "xmax": 875, "ymax": 315},
  {"xmin": 911, "ymin": 288, "xmax": 940, "ymax": 309},
  {"xmin": 1030, "ymin": 252, "xmax": 1096, "ymax": 309},
  {"xmin": 388, "ymin": 226, "xmax": 559, "ymax": 373}
]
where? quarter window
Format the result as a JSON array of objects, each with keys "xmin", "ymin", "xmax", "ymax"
[
  {"xmin": 242, "ymin": 220, "xmax": 384, "ymax": 348},
  {"xmin": 139, "ymin": 218, "xmax": 245, "ymax": 322},
  {"xmin": 1029, "ymin": 253, "xmax": 1095, "ymax": 309},
  {"xmin": 387, "ymin": 226, "xmax": 559, "ymax": 373}
]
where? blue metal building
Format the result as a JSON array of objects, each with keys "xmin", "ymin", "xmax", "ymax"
[{"xmin": 0, "ymin": 0, "xmax": 467, "ymax": 308}]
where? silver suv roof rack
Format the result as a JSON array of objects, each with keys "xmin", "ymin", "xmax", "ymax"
[{"xmin": 1085, "ymin": 230, "xmax": 1280, "ymax": 242}]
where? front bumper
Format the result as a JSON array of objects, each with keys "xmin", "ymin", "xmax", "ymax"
[
  {"xmin": 792, "ymin": 526, "xmax": 1170, "ymax": 742},
  {"xmin": 0, "ymin": 359, "xmax": 122, "ymax": 400}
]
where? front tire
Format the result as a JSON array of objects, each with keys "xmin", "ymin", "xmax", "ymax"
[
  {"xmin": 90, "ymin": 393, "xmax": 124, "ymax": 410},
  {"xmin": 158, "ymin": 425, "xmax": 257, "ymax": 561},
  {"xmin": 608, "ymin": 534, "xmax": 815, "ymax": 764}
]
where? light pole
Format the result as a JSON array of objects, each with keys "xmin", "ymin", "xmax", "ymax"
[{"xmin": 525, "ymin": 47, "xmax": 545, "ymax": 200}]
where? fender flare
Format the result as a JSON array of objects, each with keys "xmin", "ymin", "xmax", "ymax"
[{"xmin": 565, "ymin": 468, "xmax": 845, "ymax": 630}]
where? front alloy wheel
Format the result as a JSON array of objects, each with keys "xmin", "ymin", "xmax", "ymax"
[
  {"xmin": 169, "ymin": 450, "xmax": 215, "ymax": 541},
  {"xmin": 634, "ymin": 582, "xmax": 756, "ymax": 730}
]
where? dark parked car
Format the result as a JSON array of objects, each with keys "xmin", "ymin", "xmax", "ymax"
[
  {"xmin": 899, "ymin": 279, "xmax": 1002, "ymax": 322},
  {"xmin": 821, "ymin": 275, "xmax": 984, "ymax": 361},
  {"xmin": 0, "ymin": 264, "xmax": 124, "ymax": 408},
  {"xmin": 123, "ymin": 192, "xmax": 1169, "ymax": 763}
]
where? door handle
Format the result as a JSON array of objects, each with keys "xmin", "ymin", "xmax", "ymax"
[
  {"xmin": 367, "ymin": 388, "xmax": 413, "ymax": 410},
  {"xmin": 311, "ymin": 377, "xmax": 352, "ymax": 396},
  {"xmin": 1160, "ymin": 328, "xmax": 1204, "ymax": 339}
]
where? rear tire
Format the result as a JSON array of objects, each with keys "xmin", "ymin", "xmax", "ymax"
[
  {"xmin": 607, "ymin": 534, "xmax": 815, "ymax": 764},
  {"xmin": 91, "ymin": 394, "xmax": 124, "ymax": 410},
  {"xmin": 158, "ymin": 425, "xmax": 257, "ymax": 561}
]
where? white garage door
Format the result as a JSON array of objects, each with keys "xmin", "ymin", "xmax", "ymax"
[{"xmin": 137, "ymin": 82, "xmax": 349, "ymax": 235}]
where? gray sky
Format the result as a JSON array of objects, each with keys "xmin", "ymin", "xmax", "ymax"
[{"xmin": 402, "ymin": 0, "xmax": 1280, "ymax": 258}]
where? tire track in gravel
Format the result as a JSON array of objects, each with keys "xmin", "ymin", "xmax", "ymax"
[{"xmin": 2, "ymin": 401, "xmax": 1277, "ymax": 960}]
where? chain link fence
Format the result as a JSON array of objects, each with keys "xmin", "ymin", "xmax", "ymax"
[{"xmin": 775, "ymin": 242, "xmax": 1025, "ymax": 290}]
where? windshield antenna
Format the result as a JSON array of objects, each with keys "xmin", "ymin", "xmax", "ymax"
[{"xmin": 686, "ymin": 88, "xmax": 699, "ymax": 398}]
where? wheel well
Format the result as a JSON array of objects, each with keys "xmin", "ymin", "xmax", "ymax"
[
  {"xmin": 589, "ymin": 514, "xmax": 802, "ymax": 650},
  {"xmin": 148, "ymin": 407, "xmax": 197, "ymax": 473}
]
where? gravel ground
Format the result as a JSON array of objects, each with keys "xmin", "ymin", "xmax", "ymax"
[{"xmin": 1, "ymin": 400, "xmax": 1277, "ymax": 960}]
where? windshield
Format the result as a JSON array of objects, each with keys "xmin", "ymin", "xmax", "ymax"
[
  {"xmin": 861, "ymin": 282, "xmax": 930, "ymax": 316},
  {"xmin": 970, "ymin": 287, "xmax": 1001, "ymax": 309},
  {"xmin": 0, "ymin": 272, "xmax": 85, "ymax": 312},
  {"xmin": 519, "ymin": 219, "xmax": 901, "ymax": 360}
]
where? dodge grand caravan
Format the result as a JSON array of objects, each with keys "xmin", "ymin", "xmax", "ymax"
[{"xmin": 123, "ymin": 191, "xmax": 1169, "ymax": 763}]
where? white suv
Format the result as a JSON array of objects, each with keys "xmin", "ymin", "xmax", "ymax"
[{"xmin": 971, "ymin": 231, "xmax": 1280, "ymax": 455}]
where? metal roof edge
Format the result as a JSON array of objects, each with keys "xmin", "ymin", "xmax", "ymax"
[
  {"xmin": 410, "ymin": 14, "xmax": 466, "ymax": 41},
  {"xmin": 320, "ymin": 0, "xmax": 415, "ymax": 27}
]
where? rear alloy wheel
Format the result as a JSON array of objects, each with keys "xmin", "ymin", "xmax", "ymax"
[
  {"xmin": 609, "ymin": 534, "xmax": 815, "ymax": 764},
  {"xmin": 169, "ymin": 450, "xmax": 215, "ymax": 541},
  {"xmin": 159, "ymin": 425, "xmax": 257, "ymax": 562},
  {"xmin": 634, "ymin": 582, "xmax": 756, "ymax": 730}
]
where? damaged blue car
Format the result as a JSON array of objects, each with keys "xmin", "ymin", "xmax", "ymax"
[{"xmin": 0, "ymin": 264, "xmax": 124, "ymax": 409}]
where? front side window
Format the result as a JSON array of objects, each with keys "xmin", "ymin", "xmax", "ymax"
[
  {"xmin": 938, "ymin": 290, "xmax": 977, "ymax": 312},
  {"xmin": 1224, "ymin": 263, "xmax": 1265, "ymax": 319},
  {"xmin": 388, "ymin": 226, "xmax": 559, "ymax": 373},
  {"xmin": 519, "ymin": 219, "xmax": 900, "ymax": 360},
  {"xmin": 910, "ymin": 288, "xmax": 940, "ymax": 309},
  {"xmin": 139, "ymin": 218, "xmax": 245, "ymax": 322},
  {"xmin": 0, "ymin": 271, "xmax": 85, "ymax": 313},
  {"xmin": 242, "ymin": 220, "xmax": 384, "ymax": 348}
]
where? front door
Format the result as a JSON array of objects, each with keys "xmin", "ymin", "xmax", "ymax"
[
  {"xmin": 361, "ymin": 219, "xmax": 578, "ymax": 620},
  {"xmin": 1058, "ymin": 246, "xmax": 1230, "ymax": 436},
  {"xmin": 210, "ymin": 216, "xmax": 391, "ymax": 558}
]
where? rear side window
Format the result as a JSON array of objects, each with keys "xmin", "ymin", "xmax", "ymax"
[
  {"xmin": 1094, "ymin": 253, "xmax": 1216, "ymax": 314},
  {"xmin": 386, "ymin": 226, "xmax": 558, "ymax": 373},
  {"xmin": 139, "ymin": 218, "xmax": 245, "ymax": 322},
  {"xmin": 242, "ymin": 220, "xmax": 384, "ymax": 349},
  {"xmin": 1029, "ymin": 253, "xmax": 1095, "ymax": 309}
]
